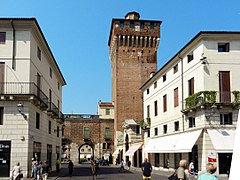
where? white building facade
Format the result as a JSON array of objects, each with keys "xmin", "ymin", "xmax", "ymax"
[
  {"xmin": 0, "ymin": 18, "xmax": 66, "ymax": 178},
  {"xmin": 141, "ymin": 31, "xmax": 240, "ymax": 176}
]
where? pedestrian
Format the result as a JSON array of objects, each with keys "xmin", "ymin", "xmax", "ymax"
[
  {"xmin": 31, "ymin": 158, "xmax": 36, "ymax": 178},
  {"xmin": 189, "ymin": 160, "xmax": 194, "ymax": 175},
  {"xmin": 12, "ymin": 162, "xmax": 23, "ymax": 180},
  {"xmin": 56, "ymin": 158, "xmax": 61, "ymax": 173},
  {"xmin": 37, "ymin": 161, "xmax": 43, "ymax": 180},
  {"xmin": 91, "ymin": 160, "xmax": 98, "ymax": 179},
  {"xmin": 42, "ymin": 161, "xmax": 50, "ymax": 180},
  {"xmin": 68, "ymin": 160, "xmax": 74, "ymax": 177},
  {"xmin": 198, "ymin": 163, "xmax": 218, "ymax": 180},
  {"xmin": 177, "ymin": 159, "xmax": 188, "ymax": 180},
  {"xmin": 115, "ymin": 158, "xmax": 118, "ymax": 165},
  {"xmin": 119, "ymin": 159, "xmax": 125, "ymax": 172},
  {"xmin": 127, "ymin": 160, "xmax": 131, "ymax": 170},
  {"xmin": 141, "ymin": 158, "xmax": 152, "ymax": 180},
  {"xmin": 33, "ymin": 161, "xmax": 38, "ymax": 180}
]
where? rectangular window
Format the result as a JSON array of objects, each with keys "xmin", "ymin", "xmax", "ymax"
[
  {"xmin": 154, "ymin": 127, "xmax": 158, "ymax": 136},
  {"xmin": 163, "ymin": 74, "xmax": 166, "ymax": 82},
  {"xmin": 105, "ymin": 109, "xmax": 110, "ymax": 115},
  {"xmin": 0, "ymin": 32, "xmax": 6, "ymax": 44},
  {"xmin": 36, "ymin": 112, "xmax": 40, "ymax": 129},
  {"xmin": 147, "ymin": 129, "xmax": 150, "ymax": 137},
  {"xmin": 187, "ymin": 54, "xmax": 194, "ymax": 63},
  {"xmin": 154, "ymin": 100, "xmax": 158, "ymax": 116},
  {"xmin": 188, "ymin": 78, "xmax": 194, "ymax": 96},
  {"xmin": 174, "ymin": 88, "xmax": 179, "ymax": 107},
  {"xmin": 130, "ymin": 21, "xmax": 134, "ymax": 28},
  {"xmin": 49, "ymin": 67, "xmax": 52, "ymax": 78},
  {"xmin": 120, "ymin": 21, "xmax": 124, "ymax": 28},
  {"xmin": 174, "ymin": 153, "xmax": 182, "ymax": 169},
  {"xmin": 140, "ymin": 22, "xmax": 145, "ymax": 29},
  {"xmin": 220, "ymin": 113, "xmax": 232, "ymax": 125},
  {"xmin": 173, "ymin": 64, "xmax": 178, "ymax": 74},
  {"xmin": 57, "ymin": 126, "xmax": 59, "ymax": 137},
  {"xmin": 219, "ymin": 71, "xmax": 231, "ymax": 103},
  {"xmin": 147, "ymin": 105, "xmax": 150, "ymax": 118},
  {"xmin": 37, "ymin": 46, "xmax": 41, "ymax": 60},
  {"xmin": 103, "ymin": 143, "xmax": 106, "ymax": 149},
  {"xmin": 107, "ymin": 143, "xmax": 111, "ymax": 149},
  {"xmin": 163, "ymin": 125, "xmax": 167, "ymax": 134},
  {"xmin": 48, "ymin": 121, "xmax": 51, "ymax": 134},
  {"xmin": 189, "ymin": 117, "xmax": 195, "ymax": 128},
  {"xmin": 147, "ymin": 88, "xmax": 150, "ymax": 94},
  {"xmin": 218, "ymin": 42, "xmax": 230, "ymax": 52},
  {"xmin": 174, "ymin": 121, "xmax": 179, "ymax": 131},
  {"xmin": 0, "ymin": 107, "xmax": 3, "ymax": 125},
  {"xmin": 154, "ymin": 81, "xmax": 157, "ymax": 89},
  {"xmin": 150, "ymin": 22, "xmax": 154, "ymax": 29},
  {"xmin": 57, "ymin": 82, "xmax": 60, "ymax": 90},
  {"xmin": 154, "ymin": 153, "xmax": 160, "ymax": 167},
  {"xmin": 136, "ymin": 125, "xmax": 140, "ymax": 135},
  {"xmin": 84, "ymin": 127, "xmax": 89, "ymax": 139},
  {"xmin": 163, "ymin": 95, "xmax": 167, "ymax": 112},
  {"xmin": 105, "ymin": 127, "xmax": 110, "ymax": 139}
]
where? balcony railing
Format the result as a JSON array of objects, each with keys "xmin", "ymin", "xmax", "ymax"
[
  {"xmin": 0, "ymin": 82, "xmax": 48, "ymax": 107},
  {"xmin": 184, "ymin": 90, "xmax": 240, "ymax": 110},
  {"xmin": 48, "ymin": 102, "xmax": 59, "ymax": 117}
]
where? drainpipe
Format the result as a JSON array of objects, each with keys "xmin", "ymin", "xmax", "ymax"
[
  {"xmin": 178, "ymin": 53, "xmax": 185, "ymax": 131},
  {"xmin": 10, "ymin": 20, "xmax": 16, "ymax": 70}
]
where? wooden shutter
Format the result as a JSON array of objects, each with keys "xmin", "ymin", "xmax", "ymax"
[{"xmin": 219, "ymin": 71, "xmax": 230, "ymax": 102}]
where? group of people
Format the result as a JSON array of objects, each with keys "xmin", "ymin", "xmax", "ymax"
[
  {"xmin": 31, "ymin": 159, "xmax": 50, "ymax": 180},
  {"xmin": 169, "ymin": 159, "xmax": 218, "ymax": 180},
  {"xmin": 140, "ymin": 158, "xmax": 218, "ymax": 180}
]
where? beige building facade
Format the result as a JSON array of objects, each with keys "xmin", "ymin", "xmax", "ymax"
[
  {"xmin": 0, "ymin": 18, "xmax": 66, "ymax": 178},
  {"xmin": 141, "ymin": 31, "xmax": 240, "ymax": 176}
]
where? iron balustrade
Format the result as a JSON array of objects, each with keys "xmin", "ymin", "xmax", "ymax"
[
  {"xmin": 48, "ymin": 102, "xmax": 59, "ymax": 117},
  {"xmin": 184, "ymin": 91, "xmax": 239, "ymax": 110},
  {"xmin": 0, "ymin": 82, "xmax": 48, "ymax": 107}
]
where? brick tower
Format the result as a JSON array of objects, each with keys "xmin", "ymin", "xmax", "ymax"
[{"xmin": 108, "ymin": 12, "xmax": 161, "ymax": 140}]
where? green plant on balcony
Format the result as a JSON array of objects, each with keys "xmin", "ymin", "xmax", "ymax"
[
  {"xmin": 232, "ymin": 90, "xmax": 240, "ymax": 104},
  {"xmin": 202, "ymin": 91, "xmax": 216, "ymax": 103},
  {"xmin": 185, "ymin": 93, "xmax": 200, "ymax": 108},
  {"xmin": 146, "ymin": 117, "xmax": 151, "ymax": 126},
  {"xmin": 140, "ymin": 119, "xmax": 144, "ymax": 128},
  {"xmin": 185, "ymin": 91, "xmax": 216, "ymax": 109}
]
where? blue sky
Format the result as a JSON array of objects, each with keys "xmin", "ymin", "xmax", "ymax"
[{"xmin": 1, "ymin": 0, "xmax": 240, "ymax": 114}]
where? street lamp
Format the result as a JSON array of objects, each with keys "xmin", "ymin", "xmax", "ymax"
[{"xmin": 17, "ymin": 103, "xmax": 27, "ymax": 120}]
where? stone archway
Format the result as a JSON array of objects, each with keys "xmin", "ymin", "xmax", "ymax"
[{"xmin": 78, "ymin": 143, "xmax": 94, "ymax": 164}]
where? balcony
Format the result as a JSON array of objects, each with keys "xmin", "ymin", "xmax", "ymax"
[
  {"xmin": 140, "ymin": 117, "xmax": 151, "ymax": 130},
  {"xmin": 47, "ymin": 102, "xmax": 59, "ymax": 118},
  {"xmin": 0, "ymin": 82, "xmax": 48, "ymax": 110},
  {"xmin": 182, "ymin": 90, "xmax": 240, "ymax": 113}
]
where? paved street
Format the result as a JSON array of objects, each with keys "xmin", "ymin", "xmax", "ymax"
[{"xmin": 55, "ymin": 163, "xmax": 169, "ymax": 180}]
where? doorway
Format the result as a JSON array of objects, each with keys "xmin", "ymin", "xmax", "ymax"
[
  {"xmin": 218, "ymin": 153, "xmax": 232, "ymax": 174},
  {"xmin": 0, "ymin": 141, "xmax": 11, "ymax": 177}
]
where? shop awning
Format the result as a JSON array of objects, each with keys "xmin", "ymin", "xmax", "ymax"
[
  {"xmin": 207, "ymin": 129, "xmax": 235, "ymax": 153},
  {"xmin": 112, "ymin": 148, "xmax": 122, "ymax": 156},
  {"xmin": 125, "ymin": 144, "xmax": 142, "ymax": 156},
  {"xmin": 145, "ymin": 129, "xmax": 202, "ymax": 153}
]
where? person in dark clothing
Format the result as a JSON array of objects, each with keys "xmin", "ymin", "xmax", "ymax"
[
  {"xmin": 141, "ymin": 158, "xmax": 152, "ymax": 180},
  {"xmin": 68, "ymin": 160, "xmax": 74, "ymax": 177},
  {"xmin": 42, "ymin": 161, "xmax": 50, "ymax": 180}
]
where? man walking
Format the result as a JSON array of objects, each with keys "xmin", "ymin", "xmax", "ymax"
[{"xmin": 141, "ymin": 158, "xmax": 152, "ymax": 180}]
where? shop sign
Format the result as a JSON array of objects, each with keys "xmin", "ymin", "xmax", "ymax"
[
  {"xmin": 0, "ymin": 141, "xmax": 11, "ymax": 152},
  {"xmin": 208, "ymin": 150, "xmax": 217, "ymax": 162}
]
